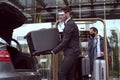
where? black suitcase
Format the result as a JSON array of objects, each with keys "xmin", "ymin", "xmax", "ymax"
[{"xmin": 25, "ymin": 28, "xmax": 60, "ymax": 56}]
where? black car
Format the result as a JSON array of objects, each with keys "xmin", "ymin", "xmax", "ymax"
[{"xmin": 0, "ymin": 2, "xmax": 41, "ymax": 80}]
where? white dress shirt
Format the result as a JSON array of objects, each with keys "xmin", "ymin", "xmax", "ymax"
[{"xmin": 95, "ymin": 35, "xmax": 101, "ymax": 58}]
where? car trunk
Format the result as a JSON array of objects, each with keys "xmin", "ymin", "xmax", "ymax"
[
  {"xmin": 0, "ymin": 2, "xmax": 41, "ymax": 80},
  {"xmin": 0, "ymin": 2, "xmax": 26, "ymax": 44},
  {"xmin": 0, "ymin": 2, "xmax": 37, "ymax": 70}
]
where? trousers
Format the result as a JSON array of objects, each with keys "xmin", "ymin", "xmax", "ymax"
[{"xmin": 58, "ymin": 55, "xmax": 77, "ymax": 80}]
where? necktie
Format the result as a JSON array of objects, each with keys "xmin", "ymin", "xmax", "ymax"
[{"xmin": 94, "ymin": 38, "xmax": 98, "ymax": 59}]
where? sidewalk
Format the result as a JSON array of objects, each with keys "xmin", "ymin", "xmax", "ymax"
[{"xmin": 109, "ymin": 77, "xmax": 120, "ymax": 80}]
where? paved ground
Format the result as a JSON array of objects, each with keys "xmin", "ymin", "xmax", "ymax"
[
  {"xmin": 41, "ymin": 78, "xmax": 120, "ymax": 80},
  {"xmin": 109, "ymin": 77, "xmax": 120, "ymax": 80}
]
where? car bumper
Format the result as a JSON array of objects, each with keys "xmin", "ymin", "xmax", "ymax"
[{"xmin": 0, "ymin": 72, "xmax": 41, "ymax": 80}]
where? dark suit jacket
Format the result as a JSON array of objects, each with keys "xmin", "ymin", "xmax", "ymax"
[
  {"xmin": 87, "ymin": 35, "xmax": 111, "ymax": 73},
  {"xmin": 52, "ymin": 19, "xmax": 81, "ymax": 56}
]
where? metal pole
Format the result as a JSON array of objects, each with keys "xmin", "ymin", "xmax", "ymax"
[
  {"xmin": 54, "ymin": 18, "xmax": 109, "ymax": 80},
  {"xmin": 52, "ymin": 18, "xmax": 59, "ymax": 80},
  {"xmin": 73, "ymin": 18, "xmax": 109, "ymax": 80}
]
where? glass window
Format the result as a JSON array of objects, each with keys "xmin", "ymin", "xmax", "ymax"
[
  {"xmin": 44, "ymin": 0, "xmax": 56, "ymax": 7},
  {"xmin": 57, "ymin": 0, "xmax": 64, "ymax": 5},
  {"xmin": 19, "ymin": 0, "xmax": 35, "ymax": 8}
]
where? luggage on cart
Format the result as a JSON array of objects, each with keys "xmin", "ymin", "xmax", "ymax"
[
  {"xmin": 93, "ymin": 59, "xmax": 106, "ymax": 80},
  {"xmin": 82, "ymin": 57, "xmax": 90, "ymax": 77},
  {"xmin": 25, "ymin": 28, "xmax": 60, "ymax": 56},
  {"xmin": 76, "ymin": 57, "xmax": 90, "ymax": 80}
]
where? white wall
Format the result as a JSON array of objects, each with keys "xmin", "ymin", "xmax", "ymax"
[{"xmin": 13, "ymin": 22, "xmax": 52, "ymax": 44}]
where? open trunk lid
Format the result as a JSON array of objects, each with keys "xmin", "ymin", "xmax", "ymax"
[{"xmin": 0, "ymin": 2, "xmax": 26, "ymax": 44}]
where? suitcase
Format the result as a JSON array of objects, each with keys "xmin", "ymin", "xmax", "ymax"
[
  {"xmin": 25, "ymin": 28, "xmax": 60, "ymax": 56},
  {"xmin": 93, "ymin": 59, "xmax": 106, "ymax": 80},
  {"xmin": 82, "ymin": 57, "xmax": 90, "ymax": 77}
]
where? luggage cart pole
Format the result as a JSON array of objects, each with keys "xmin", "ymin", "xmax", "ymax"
[
  {"xmin": 74, "ymin": 18, "xmax": 109, "ymax": 80},
  {"xmin": 102, "ymin": 20, "xmax": 109, "ymax": 80},
  {"xmin": 52, "ymin": 53, "xmax": 58, "ymax": 80},
  {"xmin": 52, "ymin": 20, "xmax": 60, "ymax": 80},
  {"xmin": 53, "ymin": 18, "xmax": 109, "ymax": 80}
]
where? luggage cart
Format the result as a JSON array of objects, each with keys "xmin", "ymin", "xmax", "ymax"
[{"xmin": 52, "ymin": 18, "xmax": 109, "ymax": 80}]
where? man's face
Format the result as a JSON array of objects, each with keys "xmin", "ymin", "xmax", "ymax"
[
  {"xmin": 89, "ymin": 29, "xmax": 94, "ymax": 34},
  {"xmin": 89, "ymin": 29, "xmax": 96, "ymax": 38},
  {"xmin": 58, "ymin": 12, "xmax": 67, "ymax": 21}
]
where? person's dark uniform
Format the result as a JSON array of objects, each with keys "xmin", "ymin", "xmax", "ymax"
[
  {"xmin": 51, "ymin": 7, "xmax": 81, "ymax": 80},
  {"xmin": 87, "ymin": 27, "xmax": 111, "ymax": 75}
]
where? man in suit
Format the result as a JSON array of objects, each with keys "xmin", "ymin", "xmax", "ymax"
[
  {"xmin": 87, "ymin": 27, "xmax": 111, "ymax": 75},
  {"xmin": 51, "ymin": 7, "xmax": 81, "ymax": 80}
]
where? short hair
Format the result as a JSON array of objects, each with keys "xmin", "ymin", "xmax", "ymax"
[
  {"xmin": 59, "ymin": 7, "xmax": 71, "ymax": 13},
  {"xmin": 90, "ymin": 27, "xmax": 98, "ymax": 33}
]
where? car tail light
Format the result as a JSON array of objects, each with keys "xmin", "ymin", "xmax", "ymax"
[{"xmin": 0, "ymin": 50, "xmax": 11, "ymax": 62}]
